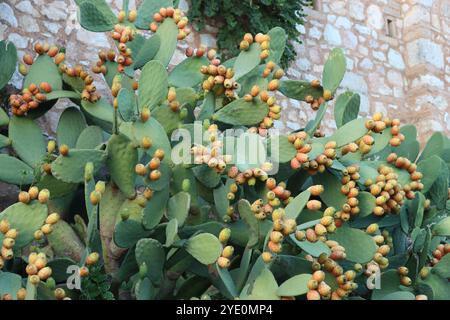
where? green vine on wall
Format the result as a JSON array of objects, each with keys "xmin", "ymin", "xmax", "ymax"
[{"xmin": 188, "ymin": 0, "xmax": 311, "ymax": 69}]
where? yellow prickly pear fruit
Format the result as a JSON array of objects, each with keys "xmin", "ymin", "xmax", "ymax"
[
  {"xmin": 19, "ymin": 63, "xmax": 28, "ymax": 76},
  {"xmin": 86, "ymin": 252, "xmax": 100, "ymax": 266},
  {"xmin": 90, "ymin": 190, "xmax": 102, "ymax": 206},
  {"xmin": 29, "ymin": 275, "xmax": 40, "ymax": 286},
  {"xmin": 41, "ymin": 224, "xmax": 53, "ymax": 235},
  {"xmin": 141, "ymin": 136, "xmax": 153, "ymax": 149},
  {"xmin": 45, "ymin": 213, "xmax": 60, "ymax": 225},
  {"xmin": 118, "ymin": 10, "xmax": 126, "ymax": 22},
  {"xmin": 262, "ymin": 252, "xmax": 273, "ymax": 263},
  {"xmin": 95, "ymin": 181, "xmax": 106, "ymax": 194},
  {"xmin": 219, "ymin": 228, "xmax": 231, "ymax": 243},
  {"xmin": 54, "ymin": 288, "xmax": 66, "ymax": 300},
  {"xmin": 16, "ymin": 288, "xmax": 26, "ymax": 300},
  {"xmin": 37, "ymin": 266, "xmax": 52, "ymax": 280},
  {"xmin": 5, "ymin": 229, "xmax": 18, "ymax": 239},
  {"xmin": 221, "ymin": 246, "xmax": 234, "ymax": 259},
  {"xmin": 141, "ymin": 107, "xmax": 151, "ymax": 122},
  {"xmin": 18, "ymin": 191, "xmax": 30, "ymax": 204},
  {"xmin": 128, "ymin": 10, "xmax": 137, "ymax": 22},
  {"xmin": 47, "ymin": 140, "xmax": 56, "ymax": 154},
  {"xmin": 323, "ymin": 89, "xmax": 332, "ymax": 101},
  {"xmin": 217, "ymin": 257, "xmax": 230, "ymax": 268},
  {"xmin": 59, "ymin": 144, "xmax": 69, "ymax": 156},
  {"xmin": 0, "ymin": 220, "xmax": 10, "ymax": 234},
  {"xmin": 366, "ymin": 223, "xmax": 379, "ymax": 234}
]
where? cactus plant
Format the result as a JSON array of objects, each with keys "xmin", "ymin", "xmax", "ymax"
[{"xmin": 0, "ymin": 1, "xmax": 449, "ymax": 301}]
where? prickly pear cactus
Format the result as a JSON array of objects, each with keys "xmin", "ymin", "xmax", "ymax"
[{"xmin": 0, "ymin": 1, "xmax": 449, "ymax": 301}]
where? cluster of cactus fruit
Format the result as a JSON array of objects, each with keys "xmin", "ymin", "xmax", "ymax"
[{"xmin": 0, "ymin": 0, "xmax": 449, "ymax": 300}]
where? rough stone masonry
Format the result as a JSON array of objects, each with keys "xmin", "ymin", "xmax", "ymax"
[{"xmin": 0, "ymin": 0, "xmax": 449, "ymax": 145}]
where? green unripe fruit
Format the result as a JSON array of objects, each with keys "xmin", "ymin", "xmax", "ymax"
[
  {"xmin": 182, "ymin": 179, "xmax": 191, "ymax": 192},
  {"xmin": 84, "ymin": 162, "xmax": 94, "ymax": 181},
  {"xmin": 139, "ymin": 262, "xmax": 148, "ymax": 279}
]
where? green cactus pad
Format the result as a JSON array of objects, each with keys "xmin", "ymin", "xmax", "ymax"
[
  {"xmin": 118, "ymin": 88, "xmax": 137, "ymax": 122},
  {"xmin": 357, "ymin": 191, "xmax": 376, "ymax": 217},
  {"xmin": 237, "ymin": 200, "xmax": 259, "ymax": 248},
  {"xmin": 432, "ymin": 254, "xmax": 450, "ymax": 279},
  {"xmin": 106, "ymin": 134, "xmax": 138, "ymax": 198},
  {"xmin": 239, "ymin": 74, "xmax": 268, "ymax": 99},
  {"xmin": 135, "ymin": 277, "xmax": 156, "ymax": 300},
  {"xmin": 192, "ymin": 165, "xmax": 221, "ymax": 188},
  {"xmin": 279, "ymin": 80, "xmax": 323, "ymax": 101},
  {"xmin": 326, "ymin": 117, "xmax": 368, "ymax": 147},
  {"xmin": 285, "ymin": 189, "xmax": 311, "ymax": 220},
  {"xmin": 165, "ymin": 218, "xmax": 178, "ymax": 247},
  {"xmin": 152, "ymin": 104, "xmax": 182, "ymax": 134},
  {"xmin": 145, "ymin": 160, "xmax": 171, "ymax": 191},
  {"xmin": 313, "ymin": 170, "xmax": 347, "ymax": 209},
  {"xmin": 176, "ymin": 87, "xmax": 198, "ymax": 106},
  {"xmin": 0, "ymin": 40, "xmax": 17, "ymax": 90},
  {"xmin": 0, "ymin": 201, "xmax": 47, "ymax": 249},
  {"xmin": 328, "ymin": 225, "xmax": 378, "ymax": 263},
  {"xmin": 0, "ymin": 108, "xmax": 9, "ymax": 127},
  {"xmin": 418, "ymin": 132, "xmax": 446, "ymax": 162},
  {"xmin": 234, "ymin": 43, "xmax": 262, "ymax": 80},
  {"xmin": 81, "ymin": 98, "xmax": 115, "ymax": 133},
  {"xmin": 166, "ymin": 191, "xmax": 191, "ymax": 227},
  {"xmin": 114, "ymin": 219, "xmax": 151, "ymax": 248},
  {"xmin": 47, "ymin": 258, "xmax": 77, "ymax": 283},
  {"xmin": 214, "ymin": 98, "xmax": 268, "ymax": 126},
  {"xmin": 138, "ymin": 60, "xmax": 168, "ymax": 110},
  {"xmin": 417, "ymin": 155, "xmax": 442, "ymax": 193},
  {"xmin": 185, "ymin": 233, "xmax": 222, "ymax": 265},
  {"xmin": 46, "ymin": 90, "xmax": 81, "ymax": 101},
  {"xmin": 0, "ymin": 273, "xmax": 22, "ymax": 300},
  {"xmin": 56, "ymin": 107, "xmax": 88, "ymax": 149},
  {"xmin": 169, "ymin": 56, "xmax": 209, "ymax": 88},
  {"xmin": 416, "ymin": 272, "xmax": 450, "ymax": 300},
  {"xmin": 269, "ymin": 135, "xmax": 297, "ymax": 164},
  {"xmin": 9, "ymin": 116, "xmax": 46, "ymax": 168},
  {"xmin": 0, "ymin": 154, "xmax": 34, "ymax": 185},
  {"xmin": 197, "ymin": 92, "xmax": 215, "ymax": 121},
  {"xmin": 432, "ymin": 216, "xmax": 450, "ymax": 236},
  {"xmin": 322, "ymin": 48, "xmax": 346, "ymax": 94},
  {"xmin": 121, "ymin": 117, "xmax": 171, "ymax": 160},
  {"xmin": 47, "ymin": 220, "xmax": 85, "ymax": 262},
  {"xmin": 76, "ymin": 126, "xmax": 104, "ymax": 149},
  {"xmin": 305, "ymin": 103, "xmax": 327, "ymax": 135},
  {"xmin": 276, "ymin": 274, "xmax": 310, "ymax": 297},
  {"xmin": 245, "ymin": 268, "xmax": 279, "ymax": 300},
  {"xmin": 142, "ymin": 188, "xmax": 169, "ymax": 230},
  {"xmin": 0, "ymin": 134, "xmax": 10, "ymax": 149},
  {"xmin": 135, "ymin": 238, "xmax": 165, "ymax": 285},
  {"xmin": 133, "ymin": 34, "xmax": 161, "ymax": 70},
  {"xmin": 289, "ymin": 236, "xmax": 331, "ymax": 257},
  {"xmin": 24, "ymin": 54, "xmax": 62, "ymax": 91},
  {"xmin": 52, "ymin": 149, "xmax": 106, "ymax": 184},
  {"xmin": 213, "ymin": 179, "xmax": 234, "ymax": 219},
  {"xmin": 135, "ymin": 0, "xmax": 173, "ymax": 30},
  {"xmin": 154, "ymin": 18, "xmax": 178, "ymax": 67},
  {"xmin": 77, "ymin": 0, "xmax": 116, "ymax": 32},
  {"xmin": 267, "ymin": 27, "xmax": 287, "ymax": 64},
  {"xmin": 62, "ymin": 73, "xmax": 85, "ymax": 92},
  {"xmin": 370, "ymin": 270, "xmax": 402, "ymax": 300},
  {"xmin": 334, "ymin": 91, "xmax": 360, "ymax": 128},
  {"xmin": 36, "ymin": 174, "xmax": 78, "ymax": 199}
]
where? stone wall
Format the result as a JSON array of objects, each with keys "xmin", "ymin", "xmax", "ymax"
[
  {"xmin": 0, "ymin": 0, "xmax": 449, "ymax": 144},
  {"xmin": 277, "ymin": 0, "xmax": 449, "ymax": 144}
]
